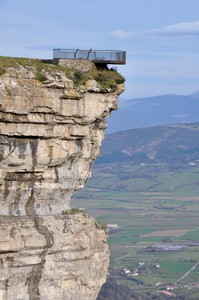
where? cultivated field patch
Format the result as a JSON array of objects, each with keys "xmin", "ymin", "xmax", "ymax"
[
  {"xmin": 142, "ymin": 229, "xmax": 188, "ymax": 237},
  {"xmin": 72, "ymin": 161, "xmax": 199, "ymax": 296},
  {"xmin": 175, "ymin": 228, "xmax": 199, "ymax": 241}
]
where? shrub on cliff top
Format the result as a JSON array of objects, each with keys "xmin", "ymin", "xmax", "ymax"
[
  {"xmin": 0, "ymin": 67, "xmax": 6, "ymax": 77},
  {"xmin": 34, "ymin": 72, "xmax": 48, "ymax": 82},
  {"xmin": 73, "ymin": 70, "xmax": 90, "ymax": 85},
  {"xmin": 90, "ymin": 68, "xmax": 125, "ymax": 90}
]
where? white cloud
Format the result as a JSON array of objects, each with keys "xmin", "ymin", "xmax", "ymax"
[
  {"xmin": 110, "ymin": 30, "xmax": 134, "ymax": 39},
  {"xmin": 110, "ymin": 21, "xmax": 199, "ymax": 39},
  {"xmin": 151, "ymin": 21, "xmax": 199, "ymax": 36}
]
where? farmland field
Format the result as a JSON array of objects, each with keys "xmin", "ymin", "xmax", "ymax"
[
  {"xmin": 72, "ymin": 162, "xmax": 199, "ymax": 297},
  {"xmin": 72, "ymin": 123, "xmax": 199, "ymax": 298}
]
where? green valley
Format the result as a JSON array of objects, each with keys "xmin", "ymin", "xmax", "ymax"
[{"xmin": 72, "ymin": 122, "xmax": 199, "ymax": 298}]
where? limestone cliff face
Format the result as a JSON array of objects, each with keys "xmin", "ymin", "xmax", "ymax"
[{"xmin": 0, "ymin": 59, "xmax": 124, "ymax": 299}]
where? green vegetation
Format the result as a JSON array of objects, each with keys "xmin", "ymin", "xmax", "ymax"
[
  {"xmin": 96, "ymin": 220, "xmax": 108, "ymax": 232},
  {"xmin": 73, "ymin": 159, "xmax": 199, "ymax": 292},
  {"xmin": 0, "ymin": 56, "xmax": 74, "ymax": 80},
  {"xmin": 160, "ymin": 261, "xmax": 195, "ymax": 273},
  {"xmin": 99, "ymin": 122, "xmax": 199, "ymax": 166},
  {"xmin": 96, "ymin": 151, "xmax": 149, "ymax": 164},
  {"xmin": 72, "ymin": 67, "xmax": 125, "ymax": 89},
  {"xmin": 0, "ymin": 56, "xmax": 125, "ymax": 90},
  {"xmin": 0, "ymin": 56, "xmax": 34, "ymax": 68},
  {"xmin": 0, "ymin": 66, "xmax": 6, "ymax": 76},
  {"xmin": 93, "ymin": 68, "xmax": 125, "ymax": 90},
  {"xmin": 97, "ymin": 278, "xmax": 199, "ymax": 299},
  {"xmin": 176, "ymin": 229, "xmax": 199, "ymax": 241},
  {"xmin": 73, "ymin": 70, "xmax": 90, "ymax": 85},
  {"xmin": 64, "ymin": 208, "xmax": 84, "ymax": 214},
  {"xmin": 34, "ymin": 72, "xmax": 48, "ymax": 82},
  {"xmin": 97, "ymin": 278, "xmax": 161, "ymax": 300},
  {"xmin": 72, "ymin": 122, "xmax": 199, "ymax": 298}
]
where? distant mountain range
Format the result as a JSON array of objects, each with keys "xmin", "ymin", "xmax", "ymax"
[
  {"xmin": 106, "ymin": 91, "xmax": 199, "ymax": 133},
  {"xmin": 97, "ymin": 122, "xmax": 199, "ymax": 167}
]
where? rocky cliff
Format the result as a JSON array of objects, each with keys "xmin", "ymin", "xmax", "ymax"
[{"xmin": 0, "ymin": 57, "xmax": 125, "ymax": 300}]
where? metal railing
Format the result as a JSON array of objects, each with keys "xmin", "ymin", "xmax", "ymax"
[{"xmin": 53, "ymin": 49, "xmax": 126, "ymax": 64}]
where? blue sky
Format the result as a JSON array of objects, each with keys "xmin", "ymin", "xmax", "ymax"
[{"xmin": 0, "ymin": 0, "xmax": 199, "ymax": 99}]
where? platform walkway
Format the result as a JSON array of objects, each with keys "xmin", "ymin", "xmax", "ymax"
[{"xmin": 53, "ymin": 49, "xmax": 126, "ymax": 65}]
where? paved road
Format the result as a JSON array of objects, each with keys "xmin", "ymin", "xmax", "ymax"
[
  {"xmin": 113, "ymin": 250, "xmax": 140, "ymax": 261},
  {"xmin": 175, "ymin": 262, "xmax": 199, "ymax": 283}
]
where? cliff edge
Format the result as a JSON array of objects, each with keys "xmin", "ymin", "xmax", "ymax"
[{"xmin": 0, "ymin": 57, "xmax": 125, "ymax": 299}]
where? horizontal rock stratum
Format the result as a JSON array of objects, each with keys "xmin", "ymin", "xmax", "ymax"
[{"xmin": 0, "ymin": 57, "xmax": 125, "ymax": 300}]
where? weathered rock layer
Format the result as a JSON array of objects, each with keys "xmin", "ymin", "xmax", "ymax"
[{"xmin": 0, "ymin": 59, "xmax": 124, "ymax": 299}]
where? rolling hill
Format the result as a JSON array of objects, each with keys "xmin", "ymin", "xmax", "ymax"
[{"xmin": 97, "ymin": 122, "xmax": 199, "ymax": 166}]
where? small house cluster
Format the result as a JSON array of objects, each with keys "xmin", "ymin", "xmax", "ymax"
[
  {"xmin": 153, "ymin": 244, "xmax": 184, "ymax": 251},
  {"xmin": 123, "ymin": 268, "xmax": 138, "ymax": 276},
  {"xmin": 107, "ymin": 224, "xmax": 118, "ymax": 231},
  {"xmin": 122, "ymin": 261, "xmax": 161, "ymax": 278}
]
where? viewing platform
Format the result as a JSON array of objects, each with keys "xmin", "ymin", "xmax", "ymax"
[{"xmin": 53, "ymin": 49, "xmax": 126, "ymax": 65}]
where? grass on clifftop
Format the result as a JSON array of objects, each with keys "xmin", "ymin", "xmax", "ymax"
[
  {"xmin": 0, "ymin": 56, "xmax": 125, "ymax": 90},
  {"xmin": 0, "ymin": 56, "xmax": 73, "ymax": 80},
  {"xmin": 93, "ymin": 68, "xmax": 125, "ymax": 89}
]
